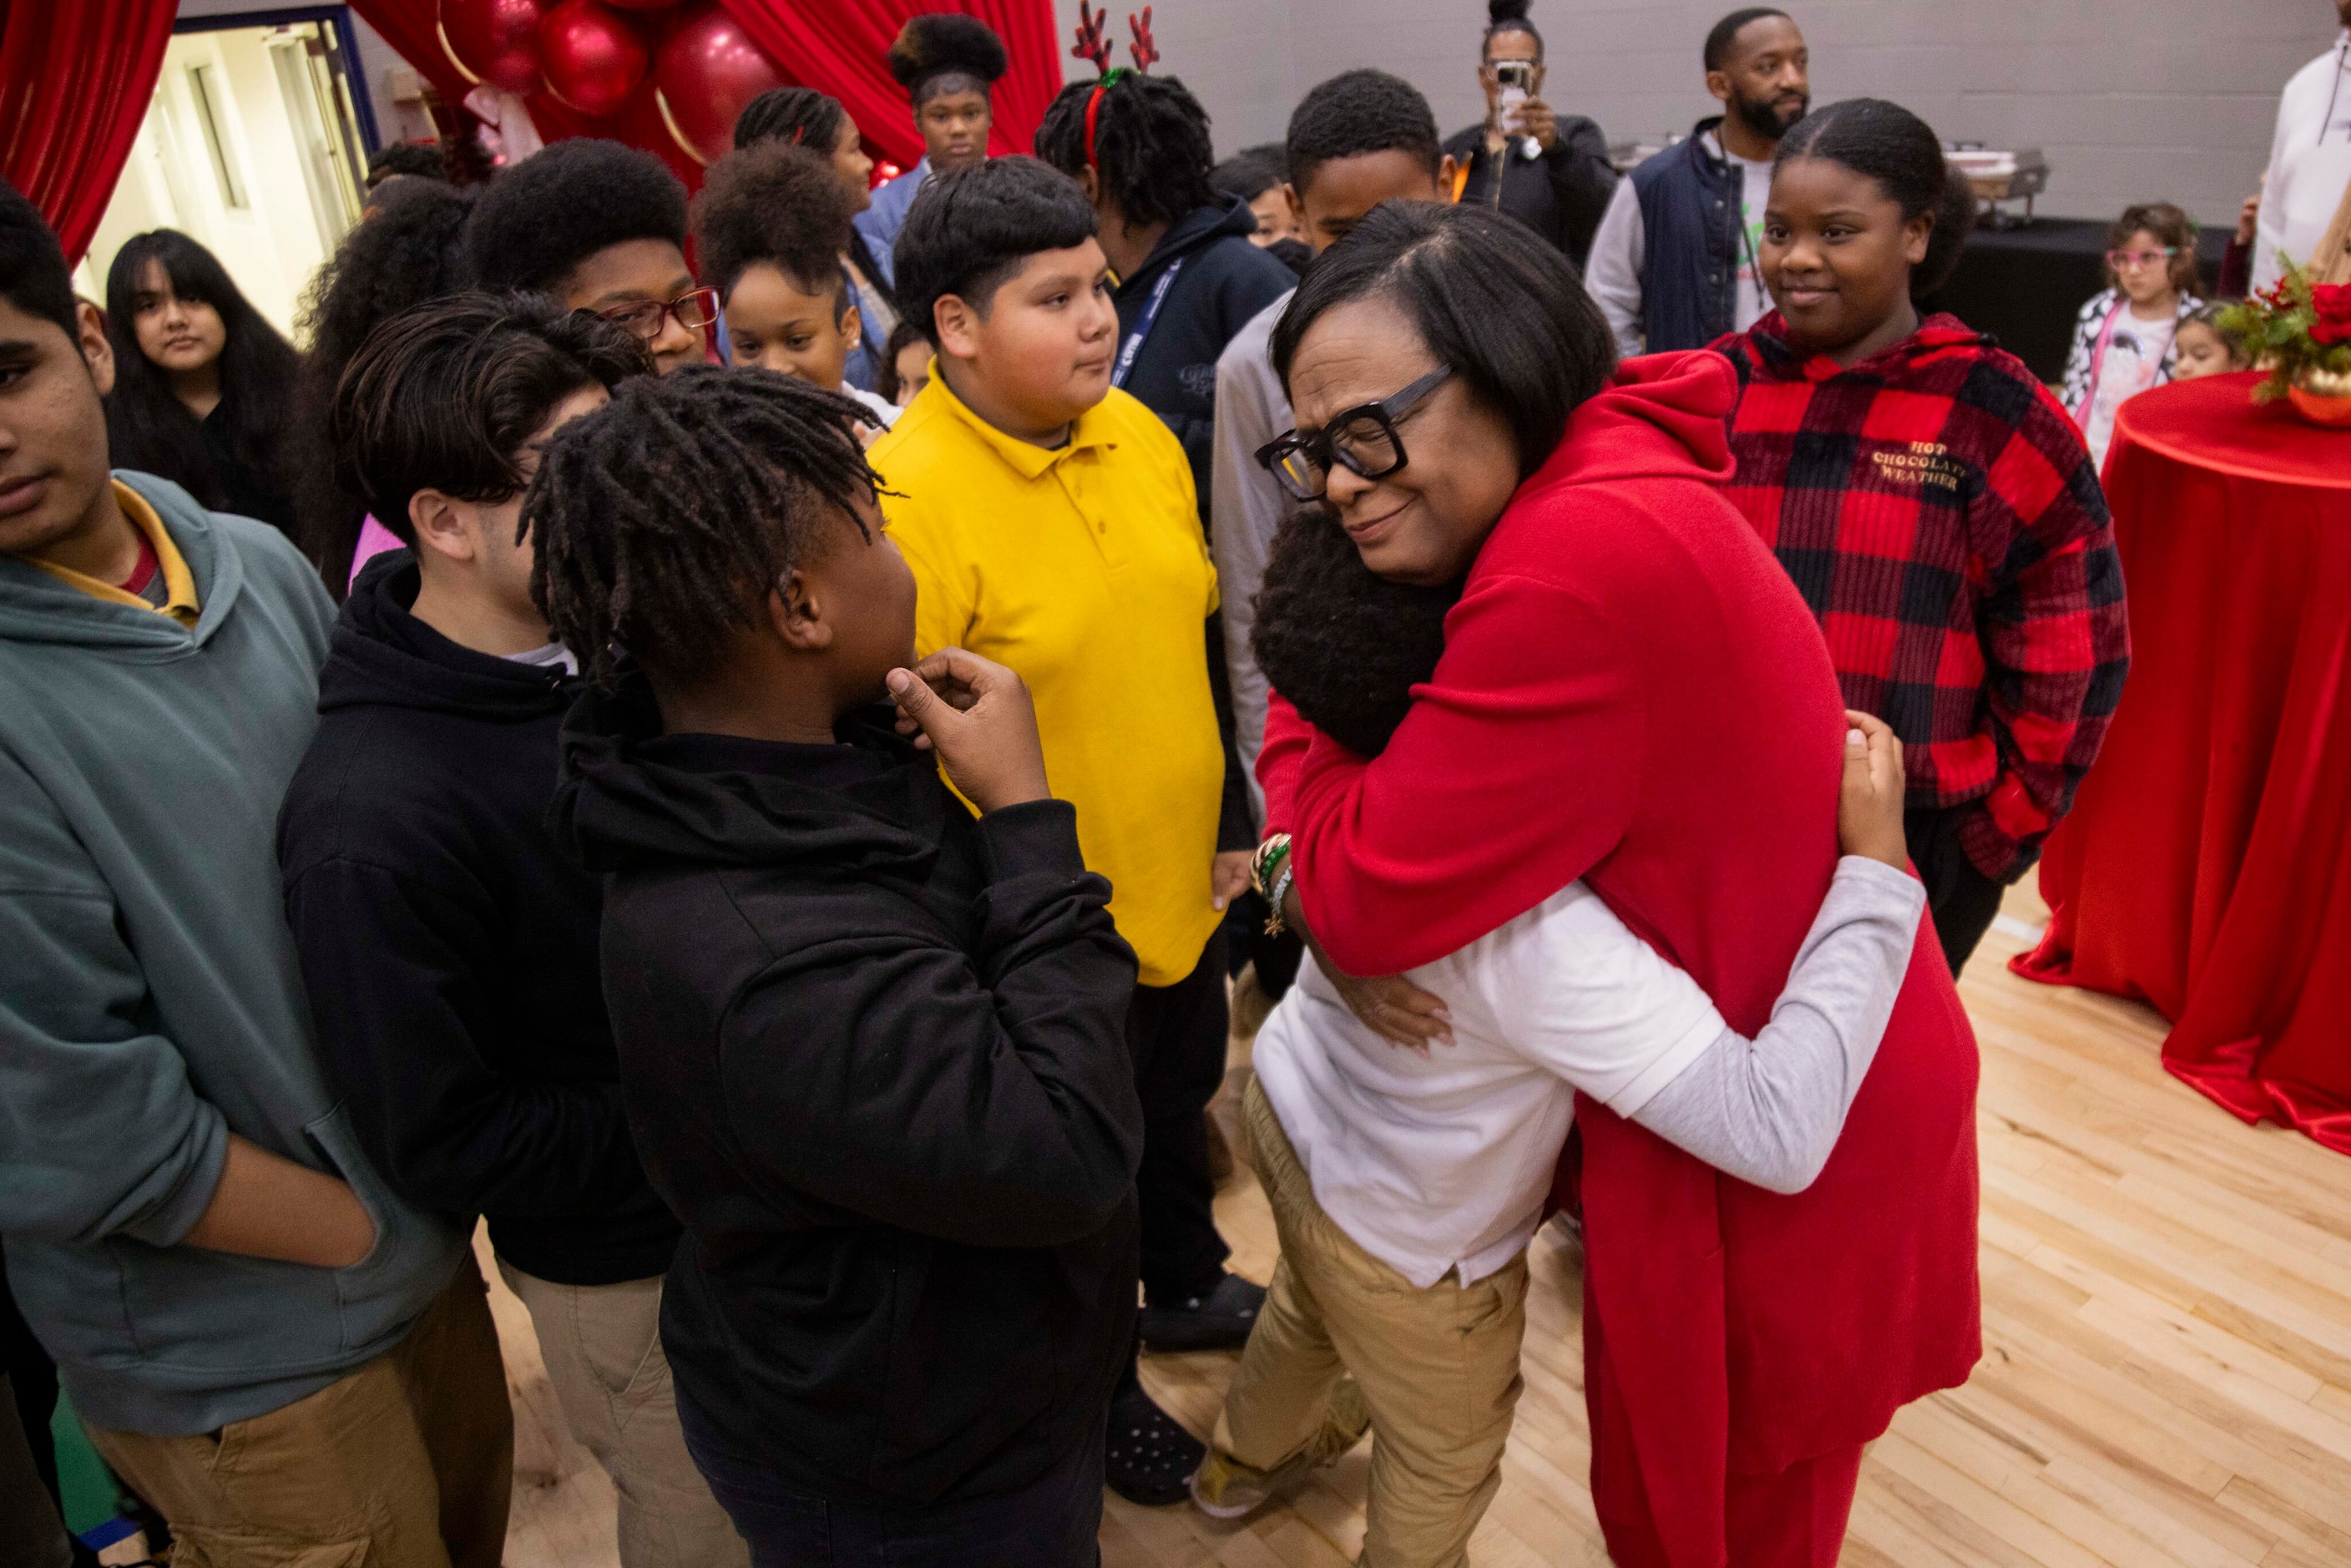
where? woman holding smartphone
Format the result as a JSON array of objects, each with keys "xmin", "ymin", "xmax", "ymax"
[{"xmin": 1440, "ymin": 0, "xmax": 1620, "ymax": 267}]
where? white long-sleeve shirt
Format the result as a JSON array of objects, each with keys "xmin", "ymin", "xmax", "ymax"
[
  {"xmin": 2252, "ymin": 31, "xmax": 2351, "ymax": 291},
  {"xmin": 1254, "ymin": 857, "xmax": 1925, "ymax": 1288}
]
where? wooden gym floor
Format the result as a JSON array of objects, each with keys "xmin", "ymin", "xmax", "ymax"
[{"xmin": 495, "ymin": 881, "xmax": 2351, "ymax": 1567}]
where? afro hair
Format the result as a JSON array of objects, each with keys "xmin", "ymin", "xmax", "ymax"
[
  {"xmin": 887, "ymin": 13, "xmax": 1008, "ymax": 103},
  {"xmin": 366, "ymin": 140, "xmax": 448, "ymax": 187},
  {"xmin": 463, "ymin": 138, "xmax": 688, "ymax": 295},
  {"xmin": 1251, "ymin": 508, "xmax": 1459, "ymax": 759},
  {"xmin": 1285, "ymin": 69, "xmax": 1442, "ymax": 195},
  {"xmin": 691, "ymin": 141, "xmax": 856, "ymax": 308}
]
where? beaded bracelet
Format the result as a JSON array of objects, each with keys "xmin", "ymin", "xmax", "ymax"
[{"xmin": 1250, "ymin": 832, "xmax": 1292, "ymax": 901}]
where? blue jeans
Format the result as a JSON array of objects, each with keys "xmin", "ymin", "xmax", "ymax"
[{"xmin": 680, "ymin": 1399, "xmax": 1104, "ymax": 1567}]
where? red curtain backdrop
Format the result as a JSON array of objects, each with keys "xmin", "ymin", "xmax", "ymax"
[
  {"xmin": 0, "ymin": 0, "xmax": 178, "ymax": 266},
  {"xmin": 351, "ymin": 0, "xmax": 1063, "ymax": 188}
]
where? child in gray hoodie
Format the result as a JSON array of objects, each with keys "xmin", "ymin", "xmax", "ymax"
[{"xmin": 0, "ymin": 181, "xmax": 507, "ymax": 1567}]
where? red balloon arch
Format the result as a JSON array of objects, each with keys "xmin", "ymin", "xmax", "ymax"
[{"xmin": 383, "ymin": 0, "xmax": 1062, "ymax": 187}]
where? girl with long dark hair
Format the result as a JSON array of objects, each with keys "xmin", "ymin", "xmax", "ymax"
[{"xmin": 103, "ymin": 230, "xmax": 299, "ymax": 534}]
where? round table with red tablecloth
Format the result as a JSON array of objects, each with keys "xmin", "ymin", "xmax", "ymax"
[{"xmin": 2012, "ymin": 370, "xmax": 2351, "ymax": 1156}]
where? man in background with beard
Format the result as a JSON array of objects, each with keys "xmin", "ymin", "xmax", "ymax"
[{"xmin": 1585, "ymin": 8, "xmax": 1811, "ymax": 355}]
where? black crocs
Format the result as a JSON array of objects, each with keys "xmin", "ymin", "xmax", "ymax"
[
  {"xmin": 1140, "ymin": 1272, "xmax": 1267, "ymax": 1353},
  {"xmin": 1104, "ymin": 1383, "xmax": 1207, "ymax": 1506}
]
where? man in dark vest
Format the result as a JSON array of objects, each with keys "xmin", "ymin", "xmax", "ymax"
[{"xmin": 1585, "ymin": 8, "xmax": 1810, "ymax": 355}]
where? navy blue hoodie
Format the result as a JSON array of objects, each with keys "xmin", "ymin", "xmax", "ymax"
[{"xmin": 1111, "ymin": 196, "xmax": 1297, "ymax": 528}]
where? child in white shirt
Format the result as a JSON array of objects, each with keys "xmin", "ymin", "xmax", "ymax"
[
  {"xmin": 1192, "ymin": 512, "xmax": 1930, "ymax": 1561},
  {"xmin": 2060, "ymin": 202, "xmax": 2205, "ymax": 469}
]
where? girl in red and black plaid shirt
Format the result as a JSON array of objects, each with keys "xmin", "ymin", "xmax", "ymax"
[{"xmin": 1713, "ymin": 98, "xmax": 2131, "ymax": 974}]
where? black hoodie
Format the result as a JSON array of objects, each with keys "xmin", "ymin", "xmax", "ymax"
[
  {"xmin": 550, "ymin": 677, "xmax": 1144, "ymax": 1510},
  {"xmin": 276, "ymin": 553, "xmax": 679, "ymax": 1286},
  {"xmin": 1112, "ymin": 195, "xmax": 1298, "ymax": 524}
]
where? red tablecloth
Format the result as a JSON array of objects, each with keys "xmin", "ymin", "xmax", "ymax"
[{"xmin": 2012, "ymin": 371, "xmax": 2351, "ymax": 1155}]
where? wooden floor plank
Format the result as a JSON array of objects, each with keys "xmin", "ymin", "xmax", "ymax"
[{"xmin": 489, "ymin": 888, "xmax": 2351, "ymax": 1567}]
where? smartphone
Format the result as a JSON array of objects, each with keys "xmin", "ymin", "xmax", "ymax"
[{"xmin": 1494, "ymin": 61, "xmax": 1538, "ymax": 149}]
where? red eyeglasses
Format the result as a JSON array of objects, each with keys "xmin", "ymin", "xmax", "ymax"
[{"xmin": 596, "ymin": 286, "xmax": 721, "ymax": 341}]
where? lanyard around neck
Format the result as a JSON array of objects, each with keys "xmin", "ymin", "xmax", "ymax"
[{"xmin": 1111, "ymin": 257, "xmax": 1185, "ymax": 390}]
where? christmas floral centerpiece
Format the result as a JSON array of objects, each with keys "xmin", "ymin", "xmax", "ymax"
[{"xmin": 2217, "ymin": 260, "xmax": 2351, "ymax": 427}]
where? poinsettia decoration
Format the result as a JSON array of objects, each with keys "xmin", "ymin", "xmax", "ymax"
[{"xmin": 2218, "ymin": 260, "xmax": 2351, "ymax": 402}]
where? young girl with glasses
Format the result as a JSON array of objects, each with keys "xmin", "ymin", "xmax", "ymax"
[{"xmin": 2060, "ymin": 201, "xmax": 2206, "ymax": 468}]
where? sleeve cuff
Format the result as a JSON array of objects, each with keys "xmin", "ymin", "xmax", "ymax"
[
  {"xmin": 1834, "ymin": 855, "xmax": 1932, "ymax": 925},
  {"xmin": 124, "ymin": 1099, "xmax": 230, "ymax": 1247},
  {"xmin": 976, "ymin": 798, "xmax": 1089, "ymax": 882}
]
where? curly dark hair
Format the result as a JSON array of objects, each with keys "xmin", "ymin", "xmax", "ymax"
[
  {"xmin": 287, "ymin": 178, "xmax": 477, "ymax": 589},
  {"xmin": 892, "ymin": 156, "xmax": 1095, "ymax": 348},
  {"xmin": 1211, "ymin": 144, "xmax": 1286, "ymax": 203},
  {"xmin": 877, "ymin": 316, "xmax": 929, "ymax": 402},
  {"xmin": 367, "ymin": 140, "xmax": 448, "ymax": 187},
  {"xmin": 330, "ymin": 292, "xmax": 649, "ymax": 547},
  {"xmin": 692, "ymin": 141, "xmax": 855, "ymax": 307},
  {"xmin": 887, "ymin": 13, "xmax": 1008, "ymax": 103},
  {"xmin": 463, "ymin": 138, "xmax": 687, "ymax": 295},
  {"xmin": 104, "ymin": 230, "xmax": 300, "ymax": 533},
  {"xmin": 732, "ymin": 86, "xmax": 847, "ymax": 154},
  {"xmin": 1776, "ymin": 99, "xmax": 1977, "ymax": 300},
  {"xmin": 528, "ymin": 365, "xmax": 882, "ymax": 688},
  {"xmin": 1252, "ymin": 508, "xmax": 1459, "ymax": 758},
  {"xmin": 1034, "ymin": 73, "xmax": 1217, "ymax": 230},
  {"xmin": 1286, "ymin": 69, "xmax": 1442, "ymax": 195}
]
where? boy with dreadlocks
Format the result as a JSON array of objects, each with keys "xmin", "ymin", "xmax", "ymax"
[
  {"xmin": 692, "ymin": 139, "xmax": 899, "ymax": 434},
  {"xmin": 538, "ymin": 366, "xmax": 1142, "ymax": 1566},
  {"xmin": 872, "ymin": 153, "xmax": 1252, "ymax": 1505},
  {"xmin": 855, "ymin": 13, "xmax": 1009, "ymax": 288}
]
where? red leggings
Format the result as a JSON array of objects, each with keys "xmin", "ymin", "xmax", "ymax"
[{"xmin": 1585, "ymin": 1306, "xmax": 1864, "ymax": 1567}]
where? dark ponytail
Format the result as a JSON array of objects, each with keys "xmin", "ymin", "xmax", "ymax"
[
  {"xmin": 1777, "ymin": 99, "xmax": 1974, "ymax": 300},
  {"xmin": 1484, "ymin": 0, "xmax": 1542, "ymax": 60}
]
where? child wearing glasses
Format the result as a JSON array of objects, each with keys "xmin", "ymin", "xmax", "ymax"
[
  {"xmin": 2060, "ymin": 202, "xmax": 2205, "ymax": 469},
  {"xmin": 867, "ymin": 155, "xmax": 1254, "ymax": 1507},
  {"xmin": 463, "ymin": 139, "xmax": 715, "ymax": 377}
]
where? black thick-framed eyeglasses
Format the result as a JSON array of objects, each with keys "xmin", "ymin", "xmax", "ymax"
[{"xmin": 1255, "ymin": 366, "xmax": 1454, "ymax": 503}]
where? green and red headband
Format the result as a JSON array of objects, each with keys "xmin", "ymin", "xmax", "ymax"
[{"xmin": 1071, "ymin": 3, "xmax": 1161, "ymax": 170}]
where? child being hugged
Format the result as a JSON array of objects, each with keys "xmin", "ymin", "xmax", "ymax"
[
  {"xmin": 2060, "ymin": 201, "xmax": 2205, "ymax": 468},
  {"xmin": 691, "ymin": 138, "xmax": 899, "ymax": 436},
  {"xmin": 1714, "ymin": 98, "xmax": 2131, "ymax": 976},
  {"xmin": 537, "ymin": 367, "xmax": 1145, "ymax": 1566}
]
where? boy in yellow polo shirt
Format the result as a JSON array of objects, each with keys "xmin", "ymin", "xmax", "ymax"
[{"xmin": 869, "ymin": 155, "xmax": 1256, "ymax": 1507}]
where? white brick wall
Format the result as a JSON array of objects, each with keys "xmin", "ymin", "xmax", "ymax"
[{"xmin": 1052, "ymin": 0, "xmax": 2344, "ymax": 226}]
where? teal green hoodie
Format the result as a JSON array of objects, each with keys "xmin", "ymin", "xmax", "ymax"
[{"xmin": 0, "ymin": 473, "xmax": 466, "ymax": 1436}]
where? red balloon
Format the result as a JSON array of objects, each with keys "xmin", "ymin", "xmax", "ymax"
[
  {"xmin": 538, "ymin": 0, "xmax": 650, "ymax": 119},
  {"xmin": 439, "ymin": 0, "xmax": 546, "ymax": 96},
  {"xmin": 653, "ymin": 3, "xmax": 786, "ymax": 165}
]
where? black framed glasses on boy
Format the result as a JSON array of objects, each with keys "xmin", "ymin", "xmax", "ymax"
[
  {"xmin": 1256, "ymin": 366, "xmax": 1454, "ymax": 503},
  {"xmin": 596, "ymin": 286, "xmax": 721, "ymax": 341}
]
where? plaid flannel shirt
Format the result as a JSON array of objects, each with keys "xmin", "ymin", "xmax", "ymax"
[{"xmin": 1714, "ymin": 313, "xmax": 2131, "ymax": 881}]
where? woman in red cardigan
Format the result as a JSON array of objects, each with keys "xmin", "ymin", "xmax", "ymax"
[{"xmin": 1251, "ymin": 200, "xmax": 1980, "ymax": 1565}]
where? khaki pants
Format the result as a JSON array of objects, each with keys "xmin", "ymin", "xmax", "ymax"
[
  {"xmin": 1213, "ymin": 1079, "xmax": 1529, "ymax": 1568},
  {"xmin": 495, "ymin": 1259, "xmax": 746, "ymax": 1568},
  {"xmin": 86, "ymin": 1260, "xmax": 512, "ymax": 1568}
]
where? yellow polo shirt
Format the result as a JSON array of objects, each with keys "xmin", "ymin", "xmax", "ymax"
[
  {"xmin": 30, "ymin": 481, "xmax": 200, "ymax": 625},
  {"xmin": 872, "ymin": 376, "xmax": 1226, "ymax": 988}
]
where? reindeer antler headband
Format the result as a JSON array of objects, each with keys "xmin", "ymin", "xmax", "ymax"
[{"xmin": 1072, "ymin": 3, "xmax": 1160, "ymax": 170}]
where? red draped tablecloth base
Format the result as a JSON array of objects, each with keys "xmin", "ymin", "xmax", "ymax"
[{"xmin": 2012, "ymin": 372, "xmax": 2351, "ymax": 1156}]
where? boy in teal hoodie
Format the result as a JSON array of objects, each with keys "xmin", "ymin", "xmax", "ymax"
[{"xmin": 0, "ymin": 184, "xmax": 508, "ymax": 1565}]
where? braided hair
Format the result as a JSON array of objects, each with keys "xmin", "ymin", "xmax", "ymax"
[
  {"xmin": 1034, "ymin": 73, "xmax": 1217, "ymax": 230},
  {"xmin": 528, "ymin": 365, "xmax": 882, "ymax": 688},
  {"xmin": 732, "ymin": 86, "xmax": 847, "ymax": 153}
]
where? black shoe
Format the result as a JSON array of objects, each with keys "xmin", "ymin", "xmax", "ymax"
[
  {"xmin": 1140, "ymin": 1272, "xmax": 1266, "ymax": 1353},
  {"xmin": 1104, "ymin": 1382, "xmax": 1206, "ymax": 1506}
]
